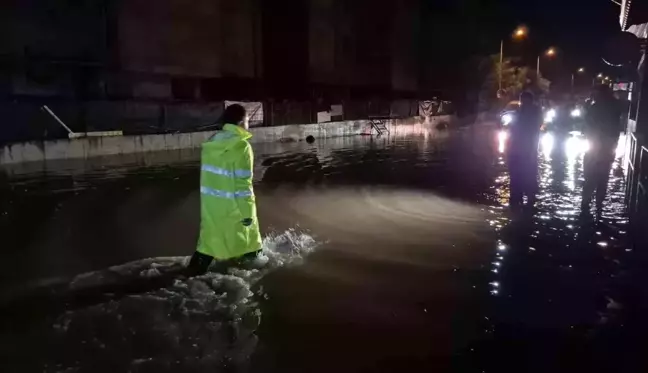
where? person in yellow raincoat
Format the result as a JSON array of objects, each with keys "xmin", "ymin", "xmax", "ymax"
[{"xmin": 187, "ymin": 104, "xmax": 262, "ymax": 275}]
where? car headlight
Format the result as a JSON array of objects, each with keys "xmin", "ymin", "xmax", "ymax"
[
  {"xmin": 545, "ymin": 108, "xmax": 556, "ymax": 123},
  {"xmin": 570, "ymin": 108, "xmax": 582, "ymax": 117},
  {"xmin": 565, "ymin": 136, "xmax": 589, "ymax": 155},
  {"xmin": 541, "ymin": 133, "xmax": 554, "ymax": 150},
  {"xmin": 501, "ymin": 113, "xmax": 513, "ymax": 125}
]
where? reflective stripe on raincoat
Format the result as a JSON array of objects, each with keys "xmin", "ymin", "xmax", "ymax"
[{"xmin": 196, "ymin": 123, "xmax": 262, "ymax": 259}]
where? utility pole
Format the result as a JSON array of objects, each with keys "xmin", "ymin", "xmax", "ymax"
[
  {"xmin": 571, "ymin": 73, "xmax": 574, "ymax": 94},
  {"xmin": 499, "ymin": 40, "xmax": 503, "ymax": 92}
]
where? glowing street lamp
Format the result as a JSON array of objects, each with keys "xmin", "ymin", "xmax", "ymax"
[
  {"xmin": 571, "ymin": 68, "xmax": 586, "ymax": 93},
  {"xmin": 593, "ymin": 73, "xmax": 605, "ymax": 86},
  {"xmin": 513, "ymin": 26, "xmax": 528, "ymax": 39},
  {"xmin": 499, "ymin": 26, "xmax": 528, "ymax": 95},
  {"xmin": 537, "ymin": 47, "xmax": 557, "ymax": 77}
]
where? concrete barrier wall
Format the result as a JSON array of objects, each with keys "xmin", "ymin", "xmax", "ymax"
[{"xmin": 0, "ymin": 115, "xmax": 454, "ymax": 165}]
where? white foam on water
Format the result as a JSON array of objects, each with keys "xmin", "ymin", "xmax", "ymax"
[{"xmin": 48, "ymin": 228, "xmax": 318, "ymax": 372}]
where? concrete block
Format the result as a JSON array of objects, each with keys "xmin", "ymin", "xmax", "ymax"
[
  {"xmin": 117, "ymin": 136, "xmax": 138, "ymax": 155},
  {"xmin": 163, "ymin": 134, "xmax": 181, "ymax": 151},
  {"xmin": 0, "ymin": 142, "xmax": 46, "ymax": 164},
  {"xmin": 21, "ymin": 143, "xmax": 46, "ymax": 163},
  {"xmin": 251, "ymin": 126, "xmax": 283, "ymax": 143},
  {"xmin": 94, "ymin": 136, "xmax": 133, "ymax": 157},
  {"xmin": 1, "ymin": 115, "xmax": 438, "ymax": 166},
  {"xmin": 69, "ymin": 139, "xmax": 89, "ymax": 159},
  {"xmin": 352, "ymin": 121, "xmax": 365, "ymax": 134},
  {"xmin": 139, "ymin": 134, "xmax": 167, "ymax": 153},
  {"xmin": 177, "ymin": 133, "xmax": 193, "ymax": 150},
  {"xmin": 202, "ymin": 131, "xmax": 215, "ymax": 143},
  {"xmin": 190, "ymin": 133, "xmax": 204, "ymax": 147},
  {"xmin": 191, "ymin": 132, "xmax": 212, "ymax": 146},
  {"xmin": 306, "ymin": 123, "xmax": 320, "ymax": 138},
  {"xmin": 282, "ymin": 125, "xmax": 304, "ymax": 141},
  {"xmin": 0, "ymin": 144, "xmax": 17, "ymax": 164},
  {"xmin": 45, "ymin": 139, "xmax": 87, "ymax": 161}
]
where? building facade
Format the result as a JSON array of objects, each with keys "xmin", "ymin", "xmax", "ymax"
[
  {"xmin": 0, "ymin": 0, "xmax": 431, "ymax": 143},
  {"xmin": 619, "ymin": 0, "xmax": 648, "ymax": 245}
]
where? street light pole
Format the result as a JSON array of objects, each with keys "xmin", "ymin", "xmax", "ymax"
[
  {"xmin": 538, "ymin": 48, "xmax": 556, "ymax": 79},
  {"xmin": 498, "ymin": 27, "xmax": 526, "ymax": 97},
  {"xmin": 572, "ymin": 67, "xmax": 585, "ymax": 95},
  {"xmin": 499, "ymin": 39, "xmax": 503, "ymax": 92}
]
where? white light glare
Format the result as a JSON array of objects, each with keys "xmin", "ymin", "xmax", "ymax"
[
  {"xmin": 565, "ymin": 136, "xmax": 590, "ymax": 155},
  {"xmin": 541, "ymin": 133, "xmax": 554, "ymax": 151},
  {"xmin": 570, "ymin": 108, "xmax": 582, "ymax": 117},
  {"xmin": 501, "ymin": 113, "xmax": 513, "ymax": 125}
]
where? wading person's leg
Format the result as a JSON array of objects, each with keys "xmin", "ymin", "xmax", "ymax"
[
  {"xmin": 185, "ymin": 251, "xmax": 214, "ymax": 276},
  {"xmin": 523, "ymin": 155, "xmax": 539, "ymax": 207},
  {"xmin": 595, "ymin": 141, "xmax": 617, "ymax": 214},
  {"xmin": 581, "ymin": 151, "xmax": 598, "ymax": 213},
  {"xmin": 509, "ymin": 166, "xmax": 523, "ymax": 209}
]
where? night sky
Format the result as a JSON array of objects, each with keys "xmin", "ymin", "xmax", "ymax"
[
  {"xmin": 508, "ymin": 0, "xmax": 620, "ymax": 60},
  {"xmin": 495, "ymin": 0, "xmax": 625, "ymax": 80},
  {"xmin": 422, "ymin": 0, "xmax": 628, "ymax": 96}
]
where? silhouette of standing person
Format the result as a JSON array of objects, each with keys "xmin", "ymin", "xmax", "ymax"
[
  {"xmin": 581, "ymin": 85, "xmax": 623, "ymax": 218},
  {"xmin": 508, "ymin": 91, "xmax": 542, "ymax": 210}
]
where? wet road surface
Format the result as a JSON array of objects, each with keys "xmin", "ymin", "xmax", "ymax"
[{"xmin": 1, "ymin": 126, "xmax": 648, "ymax": 372}]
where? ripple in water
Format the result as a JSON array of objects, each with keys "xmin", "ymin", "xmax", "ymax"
[
  {"xmin": 474, "ymin": 133, "xmax": 634, "ymax": 371},
  {"xmin": 4, "ymin": 229, "xmax": 318, "ymax": 372}
]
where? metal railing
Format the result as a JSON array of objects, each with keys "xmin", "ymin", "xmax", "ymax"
[
  {"xmin": 626, "ymin": 132, "xmax": 639, "ymax": 207},
  {"xmin": 637, "ymin": 145, "xmax": 648, "ymax": 216},
  {"xmin": 626, "ymin": 132, "xmax": 648, "ymax": 246}
]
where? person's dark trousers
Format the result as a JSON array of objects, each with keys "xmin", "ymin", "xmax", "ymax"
[
  {"xmin": 581, "ymin": 135, "xmax": 617, "ymax": 214},
  {"xmin": 185, "ymin": 251, "xmax": 214, "ymax": 276},
  {"xmin": 185, "ymin": 250, "xmax": 262, "ymax": 277},
  {"xmin": 509, "ymin": 167, "xmax": 524, "ymax": 208},
  {"xmin": 523, "ymin": 156, "xmax": 539, "ymax": 206},
  {"xmin": 508, "ymin": 152, "xmax": 538, "ymax": 208}
]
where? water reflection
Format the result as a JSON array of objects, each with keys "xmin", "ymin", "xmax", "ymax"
[
  {"xmin": 479, "ymin": 128, "xmax": 637, "ymax": 371},
  {"xmin": 0, "ymin": 128, "xmax": 643, "ymax": 372}
]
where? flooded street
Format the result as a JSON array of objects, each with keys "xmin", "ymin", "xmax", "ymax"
[{"xmin": 1, "ymin": 126, "xmax": 647, "ymax": 372}]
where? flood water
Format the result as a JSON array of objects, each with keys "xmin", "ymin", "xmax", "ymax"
[{"xmin": 1, "ymin": 126, "xmax": 648, "ymax": 372}]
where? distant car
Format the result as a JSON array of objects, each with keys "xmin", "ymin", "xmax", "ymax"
[
  {"xmin": 497, "ymin": 100, "xmax": 551, "ymax": 152},
  {"xmin": 542, "ymin": 103, "xmax": 585, "ymax": 134},
  {"xmin": 500, "ymin": 100, "xmax": 553, "ymax": 127},
  {"xmin": 499, "ymin": 101, "xmax": 520, "ymax": 127}
]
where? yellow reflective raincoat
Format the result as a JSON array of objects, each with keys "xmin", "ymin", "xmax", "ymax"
[{"xmin": 196, "ymin": 123, "xmax": 262, "ymax": 259}]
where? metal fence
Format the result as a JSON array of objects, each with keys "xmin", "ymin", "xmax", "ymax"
[
  {"xmin": 0, "ymin": 100, "xmax": 227, "ymax": 145},
  {"xmin": 0, "ymin": 97, "xmax": 432, "ymax": 145},
  {"xmin": 625, "ymin": 132, "xmax": 648, "ymax": 246}
]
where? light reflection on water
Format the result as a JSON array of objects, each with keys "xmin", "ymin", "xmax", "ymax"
[
  {"xmin": 0, "ymin": 128, "xmax": 643, "ymax": 372},
  {"xmin": 479, "ymin": 129, "xmax": 639, "ymax": 371}
]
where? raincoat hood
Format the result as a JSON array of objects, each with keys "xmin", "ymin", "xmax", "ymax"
[
  {"xmin": 223, "ymin": 123, "xmax": 252, "ymax": 140},
  {"xmin": 202, "ymin": 123, "xmax": 253, "ymax": 155}
]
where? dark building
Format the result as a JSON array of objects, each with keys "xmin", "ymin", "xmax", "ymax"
[
  {"xmin": 619, "ymin": 0, "xmax": 648, "ymax": 243},
  {"xmin": 0, "ymin": 0, "xmax": 435, "ymax": 143}
]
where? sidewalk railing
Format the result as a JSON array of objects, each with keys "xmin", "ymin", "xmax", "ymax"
[
  {"xmin": 626, "ymin": 132, "xmax": 648, "ymax": 246},
  {"xmin": 626, "ymin": 132, "xmax": 639, "ymax": 208}
]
